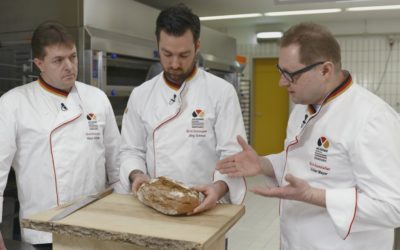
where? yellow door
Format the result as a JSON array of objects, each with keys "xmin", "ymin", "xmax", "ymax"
[{"xmin": 253, "ymin": 58, "xmax": 289, "ymax": 155}]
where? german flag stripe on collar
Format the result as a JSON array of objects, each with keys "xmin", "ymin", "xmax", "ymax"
[
  {"xmin": 307, "ymin": 73, "xmax": 353, "ymax": 114},
  {"xmin": 307, "ymin": 105, "xmax": 317, "ymax": 114},
  {"xmin": 38, "ymin": 76, "xmax": 69, "ymax": 97},
  {"xmin": 164, "ymin": 66, "xmax": 197, "ymax": 90}
]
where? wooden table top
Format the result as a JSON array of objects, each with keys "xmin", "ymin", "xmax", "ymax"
[{"xmin": 21, "ymin": 193, "xmax": 245, "ymax": 249}]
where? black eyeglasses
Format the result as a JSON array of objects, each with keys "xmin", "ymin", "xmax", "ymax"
[{"xmin": 276, "ymin": 61, "xmax": 325, "ymax": 83}]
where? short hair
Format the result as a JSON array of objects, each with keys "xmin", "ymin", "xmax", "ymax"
[
  {"xmin": 280, "ymin": 23, "xmax": 341, "ymax": 71},
  {"xmin": 31, "ymin": 21, "xmax": 75, "ymax": 59},
  {"xmin": 155, "ymin": 4, "xmax": 201, "ymax": 44}
]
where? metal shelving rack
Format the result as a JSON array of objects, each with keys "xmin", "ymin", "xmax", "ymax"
[{"xmin": 239, "ymin": 78, "xmax": 251, "ymax": 144}]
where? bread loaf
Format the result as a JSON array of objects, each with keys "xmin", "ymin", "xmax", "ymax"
[{"xmin": 137, "ymin": 176, "xmax": 201, "ymax": 215}]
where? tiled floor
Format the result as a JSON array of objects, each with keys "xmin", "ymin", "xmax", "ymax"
[{"xmin": 227, "ymin": 175, "xmax": 280, "ymax": 250}]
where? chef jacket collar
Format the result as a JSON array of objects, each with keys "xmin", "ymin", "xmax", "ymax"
[
  {"xmin": 38, "ymin": 76, "xmax": 70, "ymax": 98},
  {"xmin": 307, "ymin": 71, "xmax": 352, "ymax": 115},
  {"xmin": 163, "ymin": 66, "xmax": 197, "ymax": 91}
]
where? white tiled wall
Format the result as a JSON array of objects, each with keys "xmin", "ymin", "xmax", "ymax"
[
  {"xmin": 339, "ymin": 35, "xmax": 400, "ymax": 112},
  {"xmin": 238, "ymin": 34, "xmax": 400, "ymax": 112}
]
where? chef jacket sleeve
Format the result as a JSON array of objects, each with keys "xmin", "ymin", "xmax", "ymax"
[
  {"xmin": 326, "ymin": 103, "xmax": 400, "ymax": 239},
  {"xmin": 213, "ymin": 84, "xmax": 247, "ymax": 205},
  {"xmin": 265, "ymin": 152, "xmax": 285, "ymax": 187},
  {"xmin": 101, "ymin": 93, "xmax": 125, "ymax": 193},
  {"xmin": 0, "ymin": 93, "xmax": 18, "ymax": 223},
  {"xmin": 119, "ymin": 89, "xmax": 148, "ymax": 192}
]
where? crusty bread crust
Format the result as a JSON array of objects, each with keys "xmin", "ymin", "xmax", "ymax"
[{"xmin": 137, "ymin": 176, "xmax": 201, "ymax": 215}]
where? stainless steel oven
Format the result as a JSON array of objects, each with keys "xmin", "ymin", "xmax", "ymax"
[{"xmin": 91, "ymin": 50, "xmax": 158, "ymax": 129}]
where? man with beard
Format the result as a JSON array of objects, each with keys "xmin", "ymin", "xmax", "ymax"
[
  {"xmin": 119, "ymin": 4, "xmax": 247, "ymax": 214},
  {"xmin": 0, "ymin": 21, "xmax": 122, "ymax": 249}
]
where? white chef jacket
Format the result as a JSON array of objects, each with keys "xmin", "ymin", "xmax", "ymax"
[
  {"xmin": 0, "ymin": 79, "xmax": 121, "ymax": 244},
  {"xmin": 120, "ymin": 68, "xmax": 247, "ymax": 204},
  {"xmin": 267, "ymin": 73, "xmax": 400, "ymax": 250}
]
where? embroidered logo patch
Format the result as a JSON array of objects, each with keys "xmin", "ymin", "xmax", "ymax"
[
  {"xmin": 317, "ymin": 136, "xmax": 329, "ymax": 149},
  {"xmin": 86, "ymin": 113, "xmax": 99, "ymax": 131},
  {"xmin": 187, "ymin": 108, "xmax": 207, "ymax": 138},
  {"xmin": 309, "ymin": 136, "xmax": 331, "ymax": 176},
  {"xmin": 315, "ymin": 136, "xmax": 329, "ymax": 162},
  {"xmin": 86, "ymin": 113, "xmax": 96, "ymax": 120},
  {"xmin": 192, "ymin": 109, "xmax": 205, "ymax": 118},
  {"xmin": 191, "ymin": 109, "xmax": 205, "ymax": 128}
]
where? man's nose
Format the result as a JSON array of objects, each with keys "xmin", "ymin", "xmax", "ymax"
[
  {"xmin": 278, "ymin": 75, "xmax": 290, "ymax": 87},
  {"xmin": 64, "ymin": 58, "xmax": 74, "ymax": 70},
  {"xmin": 170, "ymin": 56, "xmax": 180, "ymax": 69}
]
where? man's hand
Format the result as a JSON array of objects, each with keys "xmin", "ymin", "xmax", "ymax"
[
  {"xmin": 129, "ymin": 170, "xmax": 150, "ymax": 195},
  {"xmin": 216, "ymin": 135, "xmax": 266, "ymax": 177},
  {"xmin": 251, "ymin": 174, "xmax": 326, "ymax": 207},
  {"xmin": 189, "ymin": 181, "xmax": 228, "ymax": 215}
]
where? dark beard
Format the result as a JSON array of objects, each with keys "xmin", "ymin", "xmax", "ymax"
[
  {"xmin": 164, "ymin": 51, "xmax": 199, "ymax": 85},
  {"xmin": 164, "ymin": 62, "xmax": 196, "ymax": 85},
  {"xmin": 164, "ymin": 71, "xmax": 189, "ymax": 85}
]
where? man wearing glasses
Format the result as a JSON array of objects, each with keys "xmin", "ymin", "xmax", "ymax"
[{"xmin": 217, "ymin": 23, "xmax": 400, "ymax": 249}]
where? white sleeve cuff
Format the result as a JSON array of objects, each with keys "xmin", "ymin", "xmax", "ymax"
[
  {"xmin": 265, "ymin": 152, "xmax": 285, "ymax": 185},
  {"xmin": 214, "ymin": 171, "xmax": 246, "ymax": 204},
  {"xmin": 119, "ymin": 159, "xmax": 147, "ymax": 193},
  {"xmin": 326, "ymin": 188, "xmax": 357, "ymax": 239}
]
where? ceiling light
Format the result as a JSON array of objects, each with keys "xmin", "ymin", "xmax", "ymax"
[
  {"xmin": 257, "ymin": 32, "xmax": 283, "ymax": 39},
  {"xmin": 265, "ymin": 8, "xmax": 341, "ymax": 16},
  {"xmin": 346, "ymin": 5, "xmax": 400, "ymax": 11},
  {"xmin": 200, "ymin": 13, "xmax": 262, "ymax": 21}
]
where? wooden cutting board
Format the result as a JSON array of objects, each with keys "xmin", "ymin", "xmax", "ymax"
[{"xmin": 22, "ymin": 193, "xmax": 245, "ymax": 250}]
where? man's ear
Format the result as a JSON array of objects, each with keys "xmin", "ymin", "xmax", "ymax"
[
  {"xmin": 33, "ymin": 58, "xmax": 44, "ymax": 72},
  {"xmin": 195, "ymin": 39, "xmax": 200, "ymax": 51},
  {"xmin": 321, "ymin": 61, "xmax": 333, "ymax": 77}
]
